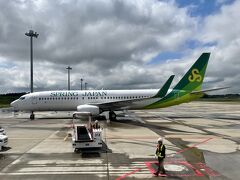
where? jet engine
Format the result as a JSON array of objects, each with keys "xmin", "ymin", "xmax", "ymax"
[{"xmin": 77, "ymin": 105, "xmax": 100, "ymax": 116}]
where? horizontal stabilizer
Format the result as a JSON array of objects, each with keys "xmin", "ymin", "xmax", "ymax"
[
  {"xmin": 153, "ymin": 75, "xmax": 175, "ymax": 98},
  {"xmin": 191, "ymin": 87, "xmax": 230, "ymax": 94}
]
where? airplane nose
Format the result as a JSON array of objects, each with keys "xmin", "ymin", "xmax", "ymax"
[
  {"xmin": 10, "ymin": 101, "xmax": 14, "ymax": 107},
  {"xmin": 10, "ymin": 100, "xmax": 18, "ymax": 108}
]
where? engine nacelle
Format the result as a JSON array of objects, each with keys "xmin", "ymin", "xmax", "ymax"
[{"xmin": 77, "ymin": 105, "xmax": 100, "ymax": 116}]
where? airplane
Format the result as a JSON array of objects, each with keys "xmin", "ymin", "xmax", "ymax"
[{"xmin": 10, "ymin": 52, "xmax": 226, "ymax": 120}]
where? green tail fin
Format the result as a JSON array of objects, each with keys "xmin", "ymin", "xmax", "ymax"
[
  {"xmin": 173, "ymin": 53, "xmax": 210, "ymax": 92},
  {"xmin": 153, "ymin": 75, "xmax": 175, "ymax": 98}
]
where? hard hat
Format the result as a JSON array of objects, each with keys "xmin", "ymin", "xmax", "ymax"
[
  {"xmin": 95, "ymin": 120, "xmax": 98, "ymax": 123},
  {"xmin": 157, "ymin": 137, "xmax": 163, "ymax": 143}
]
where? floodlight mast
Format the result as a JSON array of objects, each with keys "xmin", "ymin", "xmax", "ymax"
[
  {"xmin": 66, "ymin": 66, "xmax": 72, "ymax": 90},
  {"xmin": 25, "ymin": 30, "xmax": 38, "ymax": 120},
  {"xmin": 25, "ymin": 30, "xmax": 39, "ymax": 93},
  {"xmin": 80, "ymin": 78, "xmax": 83, "ymax": 90}
]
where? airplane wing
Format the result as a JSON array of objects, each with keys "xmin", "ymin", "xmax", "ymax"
[
  {"xmin": 191, "ymin": 87, "xmax": 229, "ymax": 95},
  {"xmin": 90, "ymin": 97, "xmax": 150, "ymax": 111},
  {"xmin": 89, "ymin": 75, "xmax": 175, "ymax": 111}
]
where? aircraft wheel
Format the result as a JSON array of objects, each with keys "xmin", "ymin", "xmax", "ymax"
[
  {"xmin": 109, "ymin": 111, "xmax": 116, "ymax": 121},
  {"xmin": 74, "ymin": 148, "xmax": 78, "ymax": 153}
]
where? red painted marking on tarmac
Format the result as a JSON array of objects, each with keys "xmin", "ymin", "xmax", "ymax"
[
  {"xmin": 174, "ymin": 137, "xmax": 213, "ymax": 155},
  {"xmin": 194, "ymin": 162, "xmax": 220, "ymax": 176},
  {"xmin": 145, "ymin": 160, "xmax": 204, "ymax": 177},
  {"xmin": 145, "ymin": 161, "xmax": 156, "ymax": 174},
  {"xmin": 116, "ymin": 137, "xmax": 214, "ymax": 180},
  {"xmin": 115, "ymin": 168, "xmax": 142, "ymax": 180},
  {"xmin": 181, "ymin": 161, "xmax": 204, "ymax": 176}
]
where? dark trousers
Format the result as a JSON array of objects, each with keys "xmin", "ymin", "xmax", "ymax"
[{"xmin": 156, "ymin": 158, "xmax": 165, "ymax": 174}]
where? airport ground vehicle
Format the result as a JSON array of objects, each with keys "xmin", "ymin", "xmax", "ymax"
[
  {"xmin": 72, "ymin": 112, "xmax": 102, "ymax": 152},
  {"xmin": 0, "ymin": 134, "xmax": 8, "ymax": 151},
  {"xmin": 0, "ymin": 126, "xmax": 6, "ymax": 135}
]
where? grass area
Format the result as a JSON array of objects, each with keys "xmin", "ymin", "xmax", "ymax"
[{"xmin": 0, "ymin": 93, "xmax": 25, "ymax": 108}]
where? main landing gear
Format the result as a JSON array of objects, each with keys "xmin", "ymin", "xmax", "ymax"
[
  {"xmin": 30, "ymin": 112, "xmax": 35, "ymax": 120},
  {"xmin": 109, "ymin": 111, "xmax": 116, "ymax": 121}
]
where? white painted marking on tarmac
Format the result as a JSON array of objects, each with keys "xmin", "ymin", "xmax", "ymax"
[
  {"xmin": 1, "ymin": 158, "xmax": 22, "ymax": 173},
  {"xmin": 1, "ymin": 159, "xmax": 153, "ymax": 178},
  {"xmin": 19, "ymin": 166, "xmax": 106, "ymax": 172},
  {"xmin": 165, "ymin": 164, "xmax": 188, "ymax": 172},
  {"xmin": 28, "ymin": 159, "xmax": 103, "ymax": 164}
]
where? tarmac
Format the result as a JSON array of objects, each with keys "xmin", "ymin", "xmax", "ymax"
[{"xmin": 0, "ymin": 101, "xmax": 239, "ymax": 180}]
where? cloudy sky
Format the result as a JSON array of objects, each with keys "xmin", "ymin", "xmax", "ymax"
[{"xmin": 0, "ymin": 0, "xmax": 239, "ymax": 94}]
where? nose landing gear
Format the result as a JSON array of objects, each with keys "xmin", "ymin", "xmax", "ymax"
[
  {"xmin": 109, "ymin": 111, "xmax": 116, "ymax": 121},
  {"xmin": 30, "ymin": 112, "xmax": 35, "ymax": 120}
]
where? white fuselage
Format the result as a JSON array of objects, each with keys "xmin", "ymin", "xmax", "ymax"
[{"xmin": 11, "ymin": 89, "xmax": 163, "ymax": 112}]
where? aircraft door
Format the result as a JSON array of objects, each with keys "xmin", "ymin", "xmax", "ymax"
[{"xmin": 32, "ymin": 96, "xmax": 37, "ymax": 104}]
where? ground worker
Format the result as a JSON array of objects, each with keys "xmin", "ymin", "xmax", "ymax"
[
  {"xmin": 93, "ymin": 120, "xmax": 100, "ymax": 129},
  {"xmin": 154, "ymin": 137, "xmax": 166, "ymax": 176}
]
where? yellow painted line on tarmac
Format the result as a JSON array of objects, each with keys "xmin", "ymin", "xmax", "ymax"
[{"xmin": 63, "ymin": 135, "xmax": 68, "ymax": 141}]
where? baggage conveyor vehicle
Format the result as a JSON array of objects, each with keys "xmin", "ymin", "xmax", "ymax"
[{"xmin": 72, "ymin": 112, "xmax": 103, "ymax": 152}]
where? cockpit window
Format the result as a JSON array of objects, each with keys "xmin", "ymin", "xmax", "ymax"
[{"xmin": 20, "ymin": 97, "xmax": 26, "ymax": 100}]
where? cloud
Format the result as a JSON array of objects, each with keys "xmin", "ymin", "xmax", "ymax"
[
  {"xmin": 0, "ymin": 0, "xmax": 239, "ymax": 94},
  {"xmin": 196, "ymin": 0, "xmax": 240, "ymax": 93}
]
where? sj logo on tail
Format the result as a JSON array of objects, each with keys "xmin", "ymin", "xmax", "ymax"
[{"xmin": 188, "ymin": 69, "xmax": 202, "ymax": 82}]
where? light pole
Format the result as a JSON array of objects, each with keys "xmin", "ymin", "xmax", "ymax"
[
  {"xmin": 80, "ymin": 78, "xmax": 83, "ymax": 90},
  {"xmin": 25, "ymin": 30, "xmax": 38, "ymax": 120},
  {"xmin": 66, "ymin": 66, "xmax": 72, "ymax": 91},
  {"xmin": 25, "ymin": 30, "xmax": 39, "ymax": 93},
  {"xmin": 85, "ymin": 82, "xmax": 87, "ymax": 90}
]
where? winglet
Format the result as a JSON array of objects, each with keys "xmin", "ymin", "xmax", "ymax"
[{"xmin": 153, "ymin": 75, "xmax": 175, "ymax": 98}]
